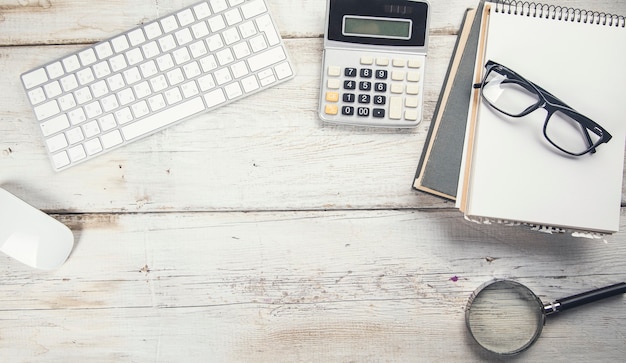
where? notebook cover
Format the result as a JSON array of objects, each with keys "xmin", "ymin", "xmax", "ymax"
[{"xmin": 413, "ymin": 2, "xmax": 483, "ymax": 200}]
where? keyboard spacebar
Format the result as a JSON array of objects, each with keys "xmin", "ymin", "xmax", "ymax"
[{"xmin": 121, "ymin": 97, "xmax": 205, "ymax": 141}]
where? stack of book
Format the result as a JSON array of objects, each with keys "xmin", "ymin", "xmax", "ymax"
[{"xmin": 413, "ymin": 0, "xmax": 626, "ymax": 234}]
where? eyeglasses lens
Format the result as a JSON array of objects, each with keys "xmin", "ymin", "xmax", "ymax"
[
  {"xmin": 483, "ymin": 68, "xmax": 540, "ymax": 116},
  {"xmin": 545, "ymin": 110, "xmax": 602, "ymax": 155}
]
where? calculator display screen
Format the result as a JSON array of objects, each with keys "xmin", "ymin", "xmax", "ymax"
[
  {"xmin": 343, "ymin": 16, "xmax": 412, "ymax": 40},
  {"xmin": 327, "ymin": 0, "xmax": 428, "ymax": 47}
]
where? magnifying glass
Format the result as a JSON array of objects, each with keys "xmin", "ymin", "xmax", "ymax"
[{"xmin": 465, "ymin": 279, "xmax": 626, "ymax": 355}]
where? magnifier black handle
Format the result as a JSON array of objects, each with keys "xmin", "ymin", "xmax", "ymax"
[{"xmin": 544, "ymin": 282, "xmax": 626, "ymax": 315}]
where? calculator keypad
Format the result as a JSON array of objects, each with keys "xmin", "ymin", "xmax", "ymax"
[{"xmin": 320, "ymin": 49, "xmax": 425, "ymax": 127}]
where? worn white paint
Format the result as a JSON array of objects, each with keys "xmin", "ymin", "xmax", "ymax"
[{"xmin": 0, "ymin": 0, "xmax": 625, "ymax": 361}]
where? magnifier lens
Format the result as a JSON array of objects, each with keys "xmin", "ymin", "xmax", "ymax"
[{"xmin": 466, "ymin": 280, "xmax": 545, "ymax": 355}]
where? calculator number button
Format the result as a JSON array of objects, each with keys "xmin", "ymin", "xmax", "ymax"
[
  {"xmin": 342, "ymin": 106, "xmax": 354, "ymax": 116},
  {"xmin": 358, "ymin": 95, "xmax": 370, "ymax": 104},
  {"xmin": 373, "ymin": 95, "xmax": 386, "ymax": 105},
  {"xmin": 374, "ymin": 83, "xmax": 386, "ymax": 92},
  {"xmin": 345, "ymin": 68, "xmax": 357, "ymax": 77},
  {"xmin": 344, "ymin": 80, "xmax": 356, "ymax": 90},
  {"xmin": 376, "ymin": 70, "xmax": 388, "ymax": 79},
  {"xmin": 360, "ymin": 69, "xmax": 372, "ymax": 78},
  {"xmin": 357, "ymin": 107, "xmax": 370, "ymax": 117},
  {"xmin": 343, "ymin": 93, "xmax": 355, "ymax": 103},
  {"xmin": 359, "ymin": 81, "xmax": 371, "ymax": 91}
]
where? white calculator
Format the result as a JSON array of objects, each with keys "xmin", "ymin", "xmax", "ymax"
[{"xmin": 319, "ymin": 0, "xmax": 430, "ymax": 127}]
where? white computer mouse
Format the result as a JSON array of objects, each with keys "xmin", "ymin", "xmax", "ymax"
[{"xmin": 0, "ymin": 187, "xmax": 74, "ymax": 270}]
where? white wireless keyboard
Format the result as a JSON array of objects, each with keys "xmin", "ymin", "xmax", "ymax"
[{"xmin": 21, "ymin": 0, "xmax": 294, "ymax": 171}]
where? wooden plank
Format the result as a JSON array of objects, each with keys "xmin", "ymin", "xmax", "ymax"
[
  {"xmin": 0, "ymin": 0, "xmax": 482, "ymax": 46},
  {"xmin": 1, "ymin": 210, "xmax": 624, "ymax": 361},
  {"xmin": 3, "ymin": 0, "xmax": 622, "ymax": 45},
  {"xmin": 0, "ymin": 36, "xmax": 457, "ymax": 213}
]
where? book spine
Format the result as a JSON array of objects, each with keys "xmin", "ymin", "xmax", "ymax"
[{"xmin": 493, "ymin": 0, "xmax": 625, "ymax": 27}]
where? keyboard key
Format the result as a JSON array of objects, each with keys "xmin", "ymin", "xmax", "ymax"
[
  {"xmin": 126, "ymin": 48, "xmax": 144, "ymax": 65},
  {"xmin": 231, "ymin": 61, "xmax": 248, "ymax": 78},
  {"xmin": 84, "ymin": 101, "xmax": 103, "ymax": 118},
  {"xmin": 161, "ymin": 15, "xmax": 179, "ymax": 33},
  {"xmin": 134, "ymin": 81, "xmax": 152, "ymax": 99},
  {"xmin": 247, "ymin": 46, "xmax": 285, "ymax": 72},
  {"xmin": 95, "ymin": 42, "xmax": 114, "ymax": 59},
  {"xmin": 46, "ymin": 133, "xmax": 68, "ymax": 153},
  {"xmin": 45, "ymin": 81, "xmax": 63, "ymax": 98},
  {"xmin": 148, "ymin": 94, "xmax": 167, "ymax": 111},
  {"xmin": 210, "ymin": 0, "xmax": 229, "ymax": 13},
  {"xmin": 52, "ymin": 151, "xmax": 71, "ymax": 168},
  {"xmin": 144, "ymin": 22, "xmax": 163, "ymax": 39},
  {"xmin": 28, "ymin": 87, "xmax": 46, "ymax": 105},
  {"xmin": 98, "ymin": 114, "xmax": 117, "ymax": 131},
  {"xmin": 159, "ymin": 34, "xmax": 177, "ymax": 52},
  {"xmin": 128, "ymin": 29, "xmax": 146, "ymax": 46},
  {"xmin": 68, "ymin": 108, "xmax": 87, "ymax": 125},
  {"xmin": 22, "ymin": 68, "xmax": 48, "ymax": 89},
  {"xmin": 193, "ymin": 2, "xmax": 212, "ymax": 19},
  {"xmin": 275, "ymin": 62, "xmax": 293, "ymax": 80},
  {"xmin": 225, "ymin": 82, "xmax": 242, "ymax": 99},
  {"xmin": 41, "ymin": 114, "xmax": 70, "ymax": 136},
  {"xmin": 177, "ymin": 9, "xmax": 195, "ymax": 27},
  {"xmin": 165, "ymin": 87, "xmax": 183, "ymax": 104},
  {"xmin": 84, "ymin": 138, "xmax": 103, "ymax": 155},
  {"xmin": 91, "ymin": 80, "xmax": 109, "ymax": 98},
  {"xmin": 204, "ymin": 89, "xmax": 227, "ymax": 107},
  {"xmin": 175, "ymin": 28, "xmax": 193, "ymax": 45},
  {"xmin": 63, "ymin": 55, "xmax": 81, "ymax": 73},
  {"xmin": 239, "ymin": 21, "xmax": 257, "ymax": 38},
  {"xmin": 83, "ymin": 120, "xmax": 101, "ymax": 138},
  {"xmin": 122, "ymin": 96, "xmax": 205, "ymax": 140},
  {"xmin": 256, "ymin": 14, "xmax": 279, "ymax": 45},
  {"xmin": 241, "ymin": 0, "xmax": 266, "ymax": 19},
  {"xmin": 93, "ymin": 61, "xmax": 112, "ymax": 79},
  {"xmin": 34, "ymin": 100, "xmax": 60, "ymax": 121},
  {"xmin": 111, "ymin": 35, "xmax": 130, "ymax": 52},
  {"xmin": 189, "ymin": 40, "xmax": 208, "ymax": 58},
  {"xmin": 241, "ymin": 75, "xmax": 259, "ymax": 93},
  {"xmin": 208, "ymin": 15, "xmax": 226, "ymax": 32},
  {"xmin": 46, "ymin": 62, "xmax": 65, "ymax": 79},
  {"xmin": 101, "ymin": 130, "xmax": 123, "ymax": 148},
  {"xmin": 109, "ymin": 54, "xmax": 128, "ymax": 72},
  {"xmin": 68, "ymin": 145, "xmax": 87, "ymax": 162},
  {"xmin": 78, "ymin": 48, "xmax": 97, "ymax": 66},
  {"xmin": 66, "ymin": 127, "xmax": 85, "ymax": 144},
  {"xmin": 115, "ymin": 107, "xmax": 134, "ymax": 124},
  {"xmin": 58, "ymin": 94, "xmax": 77, "ymax": 111}
]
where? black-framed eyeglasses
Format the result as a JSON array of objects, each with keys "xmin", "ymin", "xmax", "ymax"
[{"xmin": 474, "ymin": 60, "xmax": 612, "ymax": 156}]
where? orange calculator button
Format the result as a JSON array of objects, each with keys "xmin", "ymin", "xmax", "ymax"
[
  {"xmin": 325, "ymin": 104, "xmax": 338, "ymax": 115},
  {"xmin": 326, "ymin": 92, "xmax": 339, "ymax": 102}
]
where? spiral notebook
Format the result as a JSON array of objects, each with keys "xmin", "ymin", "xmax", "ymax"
[{"xmin": 458, "ymin": 1, "xmax": 626, "ymax": 234}]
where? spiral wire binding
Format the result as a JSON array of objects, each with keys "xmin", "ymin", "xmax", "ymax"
[{"xmin": 494, "ymin": 1, "xmax": 625, "ymax": 27}]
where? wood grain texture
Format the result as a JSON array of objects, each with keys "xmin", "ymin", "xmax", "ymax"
[
  {"xmin": 0, "ymin": 0, "xmax": 625, "ymax": 361},
  {"xmin": 1, "ymin": 211, "xmax": 625, "ymax": 361}
]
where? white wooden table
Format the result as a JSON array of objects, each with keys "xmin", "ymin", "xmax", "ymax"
[{"xmin": 1, "ymin": 0, "xmax": 625, "ymax": 361}]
